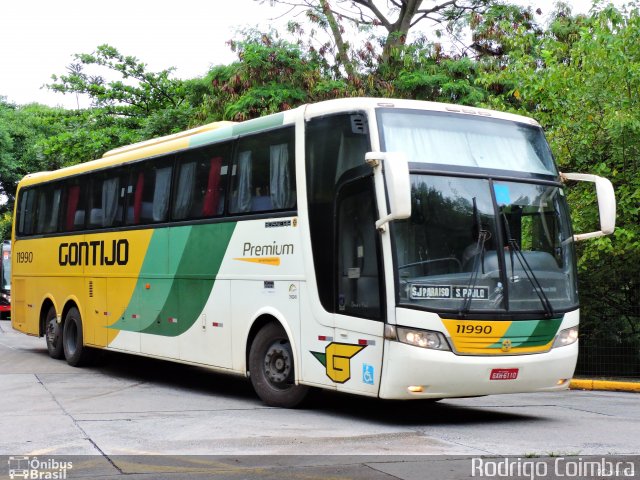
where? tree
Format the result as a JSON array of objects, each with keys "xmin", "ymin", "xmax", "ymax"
[
  {"xmin": 47, "ymin": 44, "xmax": 191, "ymax": 134},
  {"xmin": 476, "ymin": 4, "xmax": 640, "ymax": 346},
  {"xmin": 259, "ymin": 0, "xmax": 490, "ymax": 73},
  {"xmin": 195, "ymin": 30, "xmax": 356, "ymax": 122}
]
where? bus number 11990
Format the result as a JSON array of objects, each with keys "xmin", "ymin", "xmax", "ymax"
[{"xmin": 456, "ymin": 324, "xmax": 492, "ymax": 335}]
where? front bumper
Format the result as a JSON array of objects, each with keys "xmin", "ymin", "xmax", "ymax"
[{"xmin": 379, "ymin": 339, "xmax": 578, "ymax": 399}]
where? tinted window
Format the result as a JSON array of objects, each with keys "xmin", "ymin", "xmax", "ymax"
[
  {"xmin": 127, "ymin": 157, "xmax": 174, "ymax": 225},
  {"xmin": 61, "ymin": 178, "xmax": 88, "ymax": 231},
  {"xmin": 305, "ymin": 114, "xmax": 370, "ymax": 312},
  {"xmin": 173, "ymin": 143, "xmax": 231, "ymax": 220},
  {"xmin": 87, "ymin": 170, "xmax": 126, "ymax": 229},
  {"xmin": 17, "ymin": 189, "xmax": 37, "ymax": 236},
  {"xmin": 229, "ymin": 128, "xmax": 295, "ymax": 214}
]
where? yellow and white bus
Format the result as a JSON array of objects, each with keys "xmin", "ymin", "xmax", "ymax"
[{"xmin": 11, "ymin": 98, "xmax": 616, "ymax": 407}]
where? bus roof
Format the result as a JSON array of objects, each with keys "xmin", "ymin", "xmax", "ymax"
[
  {"xmin": 15, "ymin": 98, "xmax": 541, "ymax": 189},
  {"xmin": 302, "ymin": 97, "xmax": 541, "ymax": 127}
]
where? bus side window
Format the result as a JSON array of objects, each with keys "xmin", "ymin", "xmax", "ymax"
[
  {"xmin": 87, "ymin": 170, "xmax": 126, "ymax": 229},
  {"xmin": 173, "ymin": 143, "xmax": 231, "ymax": 220},
  {"xmin": 229, "ymin": 127, "xmax": 295, "ymax": 214},
  {"xmin": 34, "ymin": 185, "xmax": 63, "ymax": 234},
  {"xmin": 128, "ymin": 157, "xmax": 173, "ymax": 225},
  {"xmin": 62, "ymin": 181, "xmax": 87, "ymax": 232},
  {"xmin": 17, "ymin": 188, "xmax": 37, "ymax": 236}
]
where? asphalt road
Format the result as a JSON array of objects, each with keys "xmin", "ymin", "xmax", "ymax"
[{"xmin": 1, "ymin": 319, "xmax": 638, "ymax": 479}]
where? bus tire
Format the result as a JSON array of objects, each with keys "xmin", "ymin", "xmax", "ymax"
[
  {"xmin": 62, "ymin": 307, "xmax": 91, "ymax": 367},
  {"xmin": 249, "ymin": 322, "xmax": 309, "ymax": 408},
  {"xmin": 45, "ymin": 306, "xmax": 64, "ymax": 359}
]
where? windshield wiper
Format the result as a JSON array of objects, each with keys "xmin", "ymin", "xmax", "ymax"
[
  {"xmin": 459, "ymin": 198, "xmax": 489, "ymax": 316},
  {"xmin": 459, "ymin": 230, "xmax": 489, "ymax": 316},
  {"xmin": 501, "ymin": 211, "xmax": 555, "ymax": 318}
]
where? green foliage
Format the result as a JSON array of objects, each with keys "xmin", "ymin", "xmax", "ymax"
[
  {"xmin": 0, "ymin": 211, "xmax": 11, "ymax": 242},
  {"xmin": 195, "ymin": 31, "xmax": 349, "ymax": 121},
  {"xmin": 476, "ymin": 3, "xmax": 640, "ymax": 340},
  {"xmin": 47, "ymin": 44, "xmax": 188, "ymax": 120}
]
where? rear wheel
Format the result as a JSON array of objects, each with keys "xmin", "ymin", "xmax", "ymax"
[
  {"xmin": 62, "ymin": 307, "xmax": 92, "ymax": 367},
  {"xmin": 45, "ymin": 306, "xmax": 64, "ymax": 359},
  {"xmin": 249, "ymin": 322, "xmax": 309, "ymax": 408}
]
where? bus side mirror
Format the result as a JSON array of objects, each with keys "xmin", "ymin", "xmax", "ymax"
[
  {"xmin": 561, "ymin": 172, "xmax": 616, "ymax": 241},
  {"xmin": 365, "ymin": 152, "xmax": 411, "ymax": 230}
]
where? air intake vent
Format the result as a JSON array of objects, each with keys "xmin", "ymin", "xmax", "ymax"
[
  {"xmin": 350, "ymin": 114, "xmax": 368, "ymax": 135},
  {"xmin": 89, "ymin": 281, "xmax": 93, "ymax": 298}
]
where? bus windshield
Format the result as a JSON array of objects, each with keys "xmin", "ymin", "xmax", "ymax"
[
  {"xmin": 379, "ymin": 109, "xmax": 557, "ymax": 176},
  {"xmin": 392, "ymin": 176, "xmax": 577, "ymax": 315}
]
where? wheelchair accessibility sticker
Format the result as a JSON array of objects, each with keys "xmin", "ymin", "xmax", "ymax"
[{"xmin": 362, "ymin": 364, "xmax": 375, "ymax": 385}]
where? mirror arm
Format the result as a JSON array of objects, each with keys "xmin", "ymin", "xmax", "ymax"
[{"xmin": 560, "ymin": 172, "xmax": 616, "ymax": 242}]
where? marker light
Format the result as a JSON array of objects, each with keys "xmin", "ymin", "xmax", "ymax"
[
  {"xmin": 552, "ymin": 326, "xmax": 579, "ymax": 348},
  {"xmin": 395, "ymin": 327, "xmax": 451, "ymax": 351}
]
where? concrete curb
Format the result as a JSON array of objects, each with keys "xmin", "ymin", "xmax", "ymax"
[{"xmin": 570, "ymin": 378, "xmax": 640, "ymax": 393}]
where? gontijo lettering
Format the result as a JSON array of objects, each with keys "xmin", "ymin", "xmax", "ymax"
[{"xmin": 59, "ymin": 239, "xmax": 129, "ymax": 266}]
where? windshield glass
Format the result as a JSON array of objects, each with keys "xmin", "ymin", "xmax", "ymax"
[
  {"xmin": 379, "ymin": 109, "xmax": 557, "ymax": 176},
  {"xmin": 1, "ymin": 247, "xmax": 10, "ymax": 290},
  {"xmin": 393, "ymin": 175, "xmax": 577, "ymax": 315}
]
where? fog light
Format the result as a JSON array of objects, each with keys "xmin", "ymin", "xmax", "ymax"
[{"xmin": 408, "ymin": 385, "xmax": 424, "ymax": 393}]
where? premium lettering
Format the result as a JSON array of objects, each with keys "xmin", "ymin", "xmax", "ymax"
[
  {"xmin": 242, "ymin": 241, "xmax": 294, "ymax": 257},
  {"xmin": 59, "ymin": 239, "xmax": 129, "ymax": 266}
]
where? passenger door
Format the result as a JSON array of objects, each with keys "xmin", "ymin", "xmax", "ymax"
[{"xmin": 333, "ymin": 177, "xmax": 385, "ymax": 396}]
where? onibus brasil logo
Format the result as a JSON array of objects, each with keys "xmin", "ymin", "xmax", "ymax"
[{"xmin": 7, "ymin": 456, "xmax": 73, "ymax": 479}]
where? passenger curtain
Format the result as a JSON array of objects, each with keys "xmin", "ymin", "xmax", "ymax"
[
  {"xmin": 235, "ymin": 151, "xmax": 252, "ymax": 213},
  {"xmin": 173, "ymin": 162, "xmax": 196, "ymax": 219},
  {"xmin": 133, "ymin": 173, "xmax": 145, "ymax": 224},
  {"xmin": 202, "ymin": 157, "xmax": 222, "ymax": 216},
  {"xmin": 153, "ymin": 167, "xmax": 172, "ymax": 221},
  {"xmin": 269, "ymin": 144, "xmax": 291, "ymax": 209},
  {"xmin": 65, "ymin": 186, "xmax": 80, "ymax": 230},
  {"xmin": 48, "ymin": 189, "xmax": 61, "ymax": 232},
  {"xmin": 102, "ymin": 177, "xmax": 120, "ymax": 226},
  {"xmin": 382, "ymin": 120, "xmax": 550, "ymax": 174}
]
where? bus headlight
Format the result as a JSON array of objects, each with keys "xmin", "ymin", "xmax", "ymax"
[
  {"xmin": 552, "ymin": 326, "xmax": 579, "ymax": 348},
  {"xmin": 395, "ymin": 326, "xmax": 451, "ymax": 351}
]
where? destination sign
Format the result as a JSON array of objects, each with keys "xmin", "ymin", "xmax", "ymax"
[{"xmin": 410, "ymin": 284, "xmax": 489, "ymax": 300}]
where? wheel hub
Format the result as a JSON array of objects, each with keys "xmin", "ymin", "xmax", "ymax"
[{"xmin": 264, "ymin": 342, "xmax": 292, "ymax": 385}]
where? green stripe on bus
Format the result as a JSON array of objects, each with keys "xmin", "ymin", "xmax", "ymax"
[
  {"xmin": 488, "ymin": 318, "xmax": 562, "ymax": 349},
  {"xmin": 189, "ymin": 112, "xmax": 286, "ymax": 148},
  {"xmin": 111, "ymin": 222, "xmax": 236, "ymax": 336}
]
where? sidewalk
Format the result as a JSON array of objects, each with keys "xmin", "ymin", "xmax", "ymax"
[{"xmin": 570, "ymin": 378, "xmax": 640, "ymax": 393}]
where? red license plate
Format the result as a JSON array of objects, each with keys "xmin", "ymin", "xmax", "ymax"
[{"xmin": 490, "ymin": 368, "xmax": 519, "ymax": 380}]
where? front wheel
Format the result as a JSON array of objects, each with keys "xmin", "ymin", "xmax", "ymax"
[
  {"xmin": 62, "ymin": 307, "xmax": 92, "ymax": 367},
  {"xmin": 249, "ymin": 323, "xmax": 309, "ymax": 408}
]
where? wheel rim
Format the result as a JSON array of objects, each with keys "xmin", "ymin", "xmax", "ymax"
[{"xmin": 263, "ymin": 340, "xmax": 292, "ymax": 389}]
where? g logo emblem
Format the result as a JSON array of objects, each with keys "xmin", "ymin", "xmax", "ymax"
[{"xmin": 501, "ymin": 339, "xmax": 512, "ymax": 352}]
